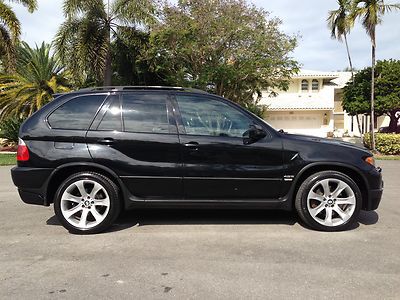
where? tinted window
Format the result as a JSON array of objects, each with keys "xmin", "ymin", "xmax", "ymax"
[
  {"xmin": 176, "ymin": 95, "xmax": 253, "ymax": 137},
  {"xmin": 48, "ymin": 95, "xmax": 107, "ymax": 130},
  {"xmin": 122, "ymin": 93, "xmax": 170, "ymax": 134},
  {"xmin": 97, "ymin": 96, "xmax": 122, "ymax": 131}
]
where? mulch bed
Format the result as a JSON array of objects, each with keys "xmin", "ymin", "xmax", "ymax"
[{"xmin": 0, "ymin": 146, "xmax": 17, "ymax": 152}]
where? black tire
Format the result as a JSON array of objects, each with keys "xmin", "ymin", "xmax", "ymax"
[
  {"xmin": 295, "ymin": 171, "xmax": 362, "ymax": 231},
  {"xmin": 54, "ymin": 172, "xmax": 121, "ymax": 234}
]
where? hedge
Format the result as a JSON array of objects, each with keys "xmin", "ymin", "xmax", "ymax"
[{"xmin": 363, "ymin": 133, "xmax": 400, "ymax": 155}]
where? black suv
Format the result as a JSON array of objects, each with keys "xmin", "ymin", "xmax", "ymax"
[{"xmin": 11, "ymin": 87, "xmax": 383, "ymax": 233}]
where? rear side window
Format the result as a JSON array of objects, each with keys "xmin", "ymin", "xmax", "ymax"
[
  {"xmin": 122, "ymin": 93, "xmax": 170, "ymax": 134},
  {"xmin": 48, "ymin": 95, "xmax": 107, "ymax": 130}
]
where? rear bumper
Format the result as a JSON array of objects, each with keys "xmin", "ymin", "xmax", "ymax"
[
  {"xmin": 17, "ymin": 189, "xmax": 46, "ymax": 206},
  {"xmin": 11, "ymin": 166, "xmax": 53, "ymax": 206}
]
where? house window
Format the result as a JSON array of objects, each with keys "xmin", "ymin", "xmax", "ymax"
[
  {"xmin": 301, "ymin": 80, "xmax": 309, "ymax": 92},
  {"xmin": 312, "ymin": 79, "xmax": 319, "ymax": 91}
]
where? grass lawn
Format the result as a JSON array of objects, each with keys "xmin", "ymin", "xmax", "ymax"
[
  {"xmin": 375, "ymin": 155, "xmax": 400, "ymax": 160},
  {"xmin": 0, "ymin": 153, "xmax": 16, "ymax": 166}
]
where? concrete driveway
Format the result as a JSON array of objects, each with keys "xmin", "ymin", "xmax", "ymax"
[{"xmin": 0, "ymin": 161, "xmax": 399, "ymax": 299}]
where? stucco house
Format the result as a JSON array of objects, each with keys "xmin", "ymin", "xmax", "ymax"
[{"xmin": 260, "ymin": 70, "xmax": 389, "ymax": 138}]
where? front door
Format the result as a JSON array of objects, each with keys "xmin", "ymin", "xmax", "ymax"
[
  {"xmin": 173, "ymin": 94, "xmax": 284, "ymax": 200},
  {"xmin": 86, "ymin": 92, "xmax": 182, "ymax": 199}
]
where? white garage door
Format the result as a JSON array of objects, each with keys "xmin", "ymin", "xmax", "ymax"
[{"xmin": 266, "ymin": 112, "xmax": 326, "ymax": 136}]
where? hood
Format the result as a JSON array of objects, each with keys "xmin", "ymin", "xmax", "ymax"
[{"xmin": 282, "ymin": 133, "xmax": 370, "ymax": 153}]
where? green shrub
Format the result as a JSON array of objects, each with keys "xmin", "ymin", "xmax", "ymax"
[
  {"xmin": 0, "ymin": 117, "xmax": 25, "ymax": 145},
  {"xmin": 363, "ymin": 133, "xmax": 400, "ymax": 155}
]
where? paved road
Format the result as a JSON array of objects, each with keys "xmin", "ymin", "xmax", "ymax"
[{"xmin": 0, "ymin": 161, "xmax": 399, "ymax": 299}]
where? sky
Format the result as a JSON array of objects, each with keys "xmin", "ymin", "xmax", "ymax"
[{"xmin": 10, "ymin": 0, "xmax": 400, "ymax": 72}]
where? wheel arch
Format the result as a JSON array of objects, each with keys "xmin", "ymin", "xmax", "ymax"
[
  {"xmin": 290, "ymin": 162, "xmax": 369, "ymax": 210},
  {"xmin": 44, "ymin": 162, "xmax": 126, "ymax": 208}
]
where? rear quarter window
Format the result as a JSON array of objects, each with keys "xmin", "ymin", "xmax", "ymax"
[{"xmin": 48, "ymin": 94, "xmax": 107, "ymax": 130}]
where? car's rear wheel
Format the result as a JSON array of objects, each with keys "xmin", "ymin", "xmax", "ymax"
[
  {"xmin": 54, "ymin": 172, "xmax": 120, "ymax": 234},
  {"xmin": 295, "ymin": 171, "xmax": 361, "ymax": 231}
]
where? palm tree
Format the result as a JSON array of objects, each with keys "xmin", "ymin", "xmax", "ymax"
[
  {"xmin": 54, "ymin": 0, "xmax": 155, "ymax": 86},
  {"xmin": 351, "ymin": 0, "xmax": 400, "ymax": 151},
  {"xmin": 0, "ymin": 42, "xmax": 70, "ymax": 120},
  {"xmin": 328, "ymin": 0, "xmax": 355, "ymax": 81},
  {"xmin": 328, "ymin": 0, "xmax": 364, "ymax": 134},
  {"xmin": 0, "ymin": 0, "xmax": 37, "ymax": 71}
]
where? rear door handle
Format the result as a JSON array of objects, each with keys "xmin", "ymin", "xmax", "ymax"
[
  {"xmin": 98, "ymin": 138, "xmax": 115, "ymax": 146},
  {"xmin": 183, "ymin": 141, "xmax": 199, "ymax": 150}
]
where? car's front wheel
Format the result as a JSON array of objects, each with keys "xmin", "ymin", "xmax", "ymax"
[
  {"xmin": 295, "ymin": 171, "xmax": 362, "ymax": 231},
  {"xmin": 54, "ymin": 172, "xmax": 121, "ymax": 234}
]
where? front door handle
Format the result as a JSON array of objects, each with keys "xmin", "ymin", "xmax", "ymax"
[
  {"xmin": 183, "ymin": 141, "xmax": 199, "ymax": 150},
  {"xmin": 98, "ymin": 138, "xmax": 115, "ymax": 146}
]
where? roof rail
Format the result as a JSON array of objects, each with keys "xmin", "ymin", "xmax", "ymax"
[{"xmin": 75, "ymin": 86, "xmax": 208, "ymax": 93}]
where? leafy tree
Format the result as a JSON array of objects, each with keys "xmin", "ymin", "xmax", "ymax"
[
  {"xmin": 111, "ymin": 27, "xmax": 167, "ymax": 86},
  {"xmin": 0, "ymin": 115, "xmax": 25, "ymax": 144},
  {"xmin": 375, "ymin": 60, "xmax": 400, "ymax": 132},
  {"xmin": 54, "ymin": 0, "xmax": 155, "ymax": 86},
  {"xmin": 144, "ymin": 0, "xmax": 298, "ymax": 115},
  {"xmin": 0, "ymin": 42, "xmax": 70, "ymax": 120},
  {"xmin": 350, "ymin": 0, "xmax": 400, "ymax": 149},
  {"xmin": 0, "ymin": 0, "xmax": 37, "ymax": 71},
  {"xmin": 343, "ymin": 60, "xmax": 400, "ymax": 133}
]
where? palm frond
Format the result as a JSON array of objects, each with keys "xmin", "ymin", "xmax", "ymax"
[
  {"xmin": 327, "ymin": 0, "xmax": 354, "ymax": 41},
  {"xmin": 62, "ymin": 0, "xmax": 103, "ymax": 18},
  {"xmin": 0, "ymin": 1, "xmax": 21, "ymax": 39},
  {"xmin": 7, "ymin": 0, "xmax": 38, "ymax": 13},
  {"xmin": 0, "ymin": 42, "xmax": 70, "ymax": 120},
  {"xmin": 351, "ymin": 0, "xmax": 400, "ymax": 40},
  {"xmin": 113, "ymin": 0, "xmax": 156, "ymax": 27},
  {"xmin": 0, "ymin": 23, "xmax": 16, "ymax": 70}
]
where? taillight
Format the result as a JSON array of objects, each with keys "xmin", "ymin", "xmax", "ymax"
[{"xmin": 17, "ymin": 138, "xmax": 30, "ymax": 161}]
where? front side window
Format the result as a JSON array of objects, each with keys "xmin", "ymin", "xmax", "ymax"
[
  {"xmin": 176, "ymin": 95, "xmax": 254, "ymax": 138},
  {"xmin": 122, "ymin": 93, "xmax": 170, "ymax": 134},
  {"xmin": 48, "ymin": 94, "xmax": 107, "ymax": 130}
]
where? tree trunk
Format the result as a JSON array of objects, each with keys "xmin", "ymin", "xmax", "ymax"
[
  {"xmin": 355, "ymin": 114, "xmax": 362, "ymax": 135},
  {"xmin": 103, "ymin": 46, "xmax": 112, "ymax": 86},
  {"xmin": 103, "ymin": 21, "xmax": 112, "ymax": 86},
  {"xmin": 344, "ymin": 33, "xmax": 354, "ymax": 82},
  {"xmin": 370, "ymin": 30, "xmax": 376, "ymax": 151}
]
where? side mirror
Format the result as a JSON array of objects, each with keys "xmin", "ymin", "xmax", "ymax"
[{"xmin": 243, "ymin": 124, "xmax": 266, "ymax": 145}]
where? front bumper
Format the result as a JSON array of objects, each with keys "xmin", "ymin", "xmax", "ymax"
[
  {"xmin": 11, "ymin": 166, "xmax": 53, "ymax": 206},
  {"xmin": 363, "ymin": 166, "xmax": 384, "ymax": 211},
  {"xmin": 367, "ymin": 187, "xmax": 383, "ymax": 211}
]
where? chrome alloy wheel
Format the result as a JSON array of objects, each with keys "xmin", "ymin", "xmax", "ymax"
[
  {"xmin": 307, "ymin": 178, "xmax": 356, "ymax": 227},
  {"xmin": 60, "ymin": 179, "xmax": 110, "ymax": 229}
]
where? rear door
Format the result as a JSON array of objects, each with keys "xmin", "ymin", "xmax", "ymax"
[
  {"xmin": 172, "ymin": 93, "xmax": 284, "ymax": 200},
  {"xmin": 86, "ymin": 92, "xmax": 183, "ymax": 199}
]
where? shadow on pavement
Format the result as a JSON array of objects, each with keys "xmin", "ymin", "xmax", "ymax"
[
  {"xmin": 46, "ymin": 208, "xmax": 379, "ymax": 233},
  {"xmin": 358, "ymin": 210, "xmax": 379, "ymax": 225},
  {"xmin": 46, "ymin": 209, "xmax": 298, "ymax": 232}
]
